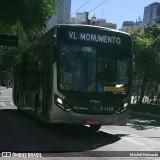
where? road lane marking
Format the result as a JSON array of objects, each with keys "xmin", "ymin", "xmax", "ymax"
[
  {"xmin": 0, "ymin": 102, "xmax": 5, "ymax": 107},
  {"xmin": 102, "ymin": 126, "xmax": 146, "ymax": 146},
  {"xmin": 122, "ymin": 137, "xmax": 145, "ymax": 145}
]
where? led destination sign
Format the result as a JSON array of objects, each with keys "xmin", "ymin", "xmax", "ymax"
[{"xmin": 67, "ymin": 31, "xmax": 121, "ymax": 45}]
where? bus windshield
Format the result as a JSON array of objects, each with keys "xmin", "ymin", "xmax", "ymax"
[{"xmin": 58, "ymin": 44, "xmax": 131, "ymax": 94}]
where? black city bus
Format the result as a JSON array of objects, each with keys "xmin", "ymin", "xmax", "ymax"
[{"xmin": 13, "ymin": 24, "xmax": 133, "ymax": 131}]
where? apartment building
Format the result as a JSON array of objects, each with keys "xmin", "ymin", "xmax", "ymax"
[
  {"xmin": 47, "ymin": 0, "xmax": 71, "ymax": 30},
  {"xmin": 143, "ymin": 2, "xmax": 160, "ymax": 25}
]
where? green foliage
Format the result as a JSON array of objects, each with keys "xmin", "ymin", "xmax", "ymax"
[
  {"xmin": 130, "ymin": 104, "xmax": 160, "ymax": 115},
  {"xmin": 129, "ymin": 25, "xmax": 160, "ymax": 104},
  {"xmin": 0, "ymin": 0, "xmax": 57, "ymax": 85},
  {"xmin": 0, "ymin": 0, "xmax": 57, "ymax": 34},
  {"xmin": 130, "ymin": 26, "xmax": 160, "ymax": 82},
  {"xmin": 0, "ymin": 0, "xmax": 57, "ymax": 50},
  {"xmin": 134, "ymin": 37, "xmax": 159, "ymax": 80}
]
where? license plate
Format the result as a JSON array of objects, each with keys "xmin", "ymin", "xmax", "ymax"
[{"xmin": 85, "ymin": 120, "xmax": 100, "ymax": 125}]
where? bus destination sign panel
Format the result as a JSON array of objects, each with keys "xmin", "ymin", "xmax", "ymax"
[{"xmin": 67, "ymin": 31, "xmax": 121, "ymax": 45}]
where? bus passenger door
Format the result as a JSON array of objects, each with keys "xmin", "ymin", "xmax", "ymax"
[{"xmin": 42, "ymin": 45, "xmax": 53, "ymax": 119}]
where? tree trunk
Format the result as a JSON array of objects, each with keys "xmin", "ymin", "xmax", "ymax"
[{"xmin": 138, "ymin": 76, "xmax": 148, "ymax": 105}]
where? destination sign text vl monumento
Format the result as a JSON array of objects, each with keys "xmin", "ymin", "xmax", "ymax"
[{"xmin": 68, "ymin": 31, "xmax": 121, "ymax": 45}]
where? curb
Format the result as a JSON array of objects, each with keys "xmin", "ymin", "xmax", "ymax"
[{"xmin": 130, "ymin": 111, "xmax": 160, "ymax": 120}]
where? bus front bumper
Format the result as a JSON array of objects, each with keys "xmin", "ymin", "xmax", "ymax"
[
  {"xmin": 70, "ymin": 109, "xmax": 130, "ymax": 126},
  {"xmin": 50, "ymin": 105, "xmax": 130, "ymax": 126}
]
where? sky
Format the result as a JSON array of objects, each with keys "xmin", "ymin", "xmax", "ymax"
[{"xmin": 71, "ymin": 0, "xmax": 159, "ymax": 29}]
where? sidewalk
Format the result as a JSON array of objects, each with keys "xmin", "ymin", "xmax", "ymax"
[
  {"xmin": 0, "ymin": 101, "xmax": 17, "ymax": 110},
  {"xmin": 0, "ymin": 86, "xmax": 7, "ymax": 90},
  {"xmin": 0, "ymin": 87, "xmax": 13, "ymax": 102},
  {"xmin": 0, "ymin": 86, "xmax": 16, "ymax": 109}
]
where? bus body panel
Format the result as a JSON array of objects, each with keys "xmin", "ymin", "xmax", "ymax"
[
  {"xmin": 13, "ymin": 24, "xmax": 133, "ymax": 129},
  {"xmin": 48, "ymin": 103, "xmax": 130, "ymax": 126}
]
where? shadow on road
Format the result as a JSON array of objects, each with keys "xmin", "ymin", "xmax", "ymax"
[
  {"xmin": 0, "ymin": 110, "xmax": 121, "ymax": 152},
  {"xmin": 127, "ymin": 113, "xmax": 160, "ymax": 130}
]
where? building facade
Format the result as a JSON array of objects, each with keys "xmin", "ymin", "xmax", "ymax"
[
  {"xmin": 70, "ymin": 12, "xmax": 117, "ymax": 29},
  {"xmin": 95, "ymin": 19, "xmax": 116, "ymax": 29},
  {"xmin": 70, "ymin": 12, "xmax": 89, "ymax": 24},
  {"xmin": 47, "ymin": 0, "xmax": 71, "ymax": 30},
  {"xmin": 121, "ymin": 21, "xmax": 135, "ymax": 31},
  {"xmin": 143, "ymin": 2, "xmax": 160, "ymax": 25},
  {"xmin": 121, "ymin": 20, "xmax": 144, "ymax": 32}
]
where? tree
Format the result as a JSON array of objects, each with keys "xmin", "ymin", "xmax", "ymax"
[
  {"xmin": 0, "ymin": 0, "xmax": 57, "ymax": 34},
  {"xmin": 130, "ymin": 26, "xmax": 160, "ymax": 104},
  {"xmin": 0, "ymin": 0, "xmax": 57, "ymax": 86}
]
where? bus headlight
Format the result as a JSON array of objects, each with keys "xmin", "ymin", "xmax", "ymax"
[
  {"xmin": 57, "ymin": 97, "xmax": 63, "ymax": 105},
  {"xmin": 54, "ymin": 95, "xmax": 71, "ymax": 112},
  {"xmin": 116, "ymin": 102, "xmax": 129, "ymax": 114},
  {"xmin": 54, "ymin": 95, "xmax": 64, "ymax": 108},
  {"xmin": 123, "ymin": 102, "xmax": 129, "ymax": 108}
]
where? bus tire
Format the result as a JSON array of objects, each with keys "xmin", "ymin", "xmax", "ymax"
[{"xmin": 90, "ymin": 125, "xmax": 101, "ymax": 132}]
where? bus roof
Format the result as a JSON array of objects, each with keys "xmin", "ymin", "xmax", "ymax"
[
  {"xmin": 20, "ymin": 24, "xmax": 131, "ymax": 56},
  {"xmin": 51, "ymin": 24, "xmax": 131, "ymax": 36}
]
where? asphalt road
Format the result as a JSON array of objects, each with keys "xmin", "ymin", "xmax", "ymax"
[
  {"xmin": 0, "ymin": 102, "xmax": 160, "ymax": 152},
  {"xmin": 0, "ymin": 87, "xmax": 160, "ymax": 160}
]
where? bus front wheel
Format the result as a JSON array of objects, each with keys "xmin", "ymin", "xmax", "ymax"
[{"xmin": 90, "ymin": 125, "xmax": 101, "ymax": 132}]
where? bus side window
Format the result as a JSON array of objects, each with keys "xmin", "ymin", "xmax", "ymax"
[
  {"xmin": 45, "ymin": 42, "xmax": 56, "ymax": 63},
  {"xmin": 49, "ymin": 39, "xmax": 57, "ymax": 63}
]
